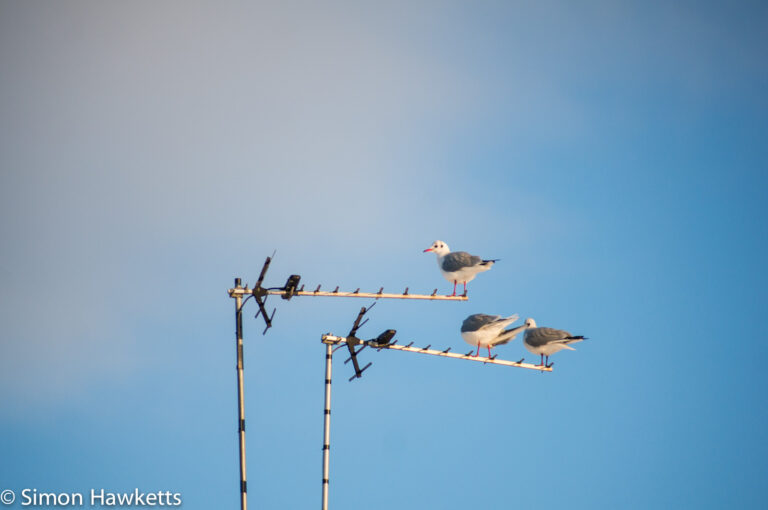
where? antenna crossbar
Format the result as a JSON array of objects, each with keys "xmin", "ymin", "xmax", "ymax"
[
  {"xmin": 321, "ymin": 334, "xmax": 553, "ymax": 372},
  {"xmin": 229, "ymin": 288, "xmax": 468, "ymax": 301}
]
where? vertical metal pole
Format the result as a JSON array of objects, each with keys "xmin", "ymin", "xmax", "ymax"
[
  {"xmin": 235, "ymin": 278, "xmax": 248, "ymax": 510},
  {"xmin": 321, "ymin": 343, "xmax": 333, "ymax": 510}
]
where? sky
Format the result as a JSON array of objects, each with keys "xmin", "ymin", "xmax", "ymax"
[{"xmin": 1, "ymin": 1, "xmax": 767, "ymax": 509}]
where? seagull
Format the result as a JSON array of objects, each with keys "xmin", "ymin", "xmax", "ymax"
[
  {"xmin": 522, "ymin": 318, "xmax": 586, "ymax": 367},
  {"xmin": 423, "ymin": 240, "xmax": 498, "ymax": 296},
  {"xmin": 460, "ymin": 313, "xmax": 525, "ymax": 357}
]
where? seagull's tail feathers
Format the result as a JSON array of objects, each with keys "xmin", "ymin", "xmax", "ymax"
[
  {"xmin": 490, "ymin": 324, "xmax": 526, "ymax": 347},
  {"xmin": 490, "ymin": 314, "xmax": 519, "ymax": 334},
  {"xmin": 500, "ymin": 313, "xmax": 519, "ymax": 324},
  {"xmin": 557, "ymin": 336, "xmax": 586, "ymax": 350},
  {"xmin": 475, "ymin": 259, "xmax": 498, "ymax": 274}
]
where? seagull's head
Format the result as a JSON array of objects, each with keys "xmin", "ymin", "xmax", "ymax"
[
  {"xmin": 524, "ymin": 318, "xmax": 537, "ymax": 328},
  {"xmin": 423, "ymin": 240, "xmax": 449, "ymax": 256}
]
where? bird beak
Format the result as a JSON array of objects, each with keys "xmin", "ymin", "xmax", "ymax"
[{"xmin": 423, "ymin": 248, "xmax": 433, "ymax": 252}]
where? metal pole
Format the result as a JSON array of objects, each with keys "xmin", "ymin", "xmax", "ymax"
[
  {"xmin": 235, "ymin": 278, "xmax": 248, "ymax": 510},
  {"xmin": 321, "ymin": 342, "xmax": 333, "ymax": 510}
]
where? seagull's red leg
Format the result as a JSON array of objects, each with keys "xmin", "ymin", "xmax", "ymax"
[
  {"xmin": 540, "ymin": 354, "xmax": 544, "ymax": 366},
  {"xmin": 475, "ymin": 344, "xmax": 480, "ymax": 357},
  {"xmin": 451, "ymin": 281, "xmax": 457, "ymax": 297},
  {"xmin": 463, "ymin": 281, "xmax": 467, "ymax": 295},
  {"xmin": 487, "ymin": 346, "xmax": 492, "ymax": 357}
]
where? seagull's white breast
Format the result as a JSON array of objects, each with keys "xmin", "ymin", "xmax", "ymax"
[{"xmin": 461, "ymin": 330, "xmax": 496, "ymax": 348}]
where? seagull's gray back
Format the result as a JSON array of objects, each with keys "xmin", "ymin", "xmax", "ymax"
[
  {"xmin": 441, "ymin": 251, "xmax": 482, "ymax": 272},
  {"xmin": 524, "ymin": 327, "xmax": 572, "ymax": 347},
  {"xmin": 460, "ymin": 314, "xmax": 500, "ymax": 333}
]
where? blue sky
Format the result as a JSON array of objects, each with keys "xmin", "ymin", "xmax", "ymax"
[{"xmin": 1, "ymin": 1, "xmax": 767, "ymax": 509}]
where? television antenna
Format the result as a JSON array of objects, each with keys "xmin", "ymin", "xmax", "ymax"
[
  {"xmin": 317, "ymin": 306, "xmax": 551, "ymax": 510},
  {"xmin": 228, "ymin": 255, "xmax": 468, "ymax": 510}
]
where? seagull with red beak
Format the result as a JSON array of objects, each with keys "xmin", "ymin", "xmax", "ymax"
[{"xmin": 423, "ymin": 240, "xmax": 498, "ymax": 296}]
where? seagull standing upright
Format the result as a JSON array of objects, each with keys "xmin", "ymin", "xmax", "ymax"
[
  {"xmin": 522, "ymin": 318, "xmax": 586, "ymax": 367},
  {"xmin": 423, "ymin": 240, "xmax": 498, "ymax": 296},
  {"xmin": 460, "ymin": 313, "xmax": 525, "ymax": 357}
]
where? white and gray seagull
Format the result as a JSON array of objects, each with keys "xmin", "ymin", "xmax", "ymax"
[
  {"xmin": 423, "ymin": 240, "xmax": 498, "ymax": 296},
  {"xmin": 460, "ymin": 313, "xmax": 525, "ymax": 358},
  {"xmin": 522, "ymin": 318, "xmax": 586, "ymax": 367}
]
